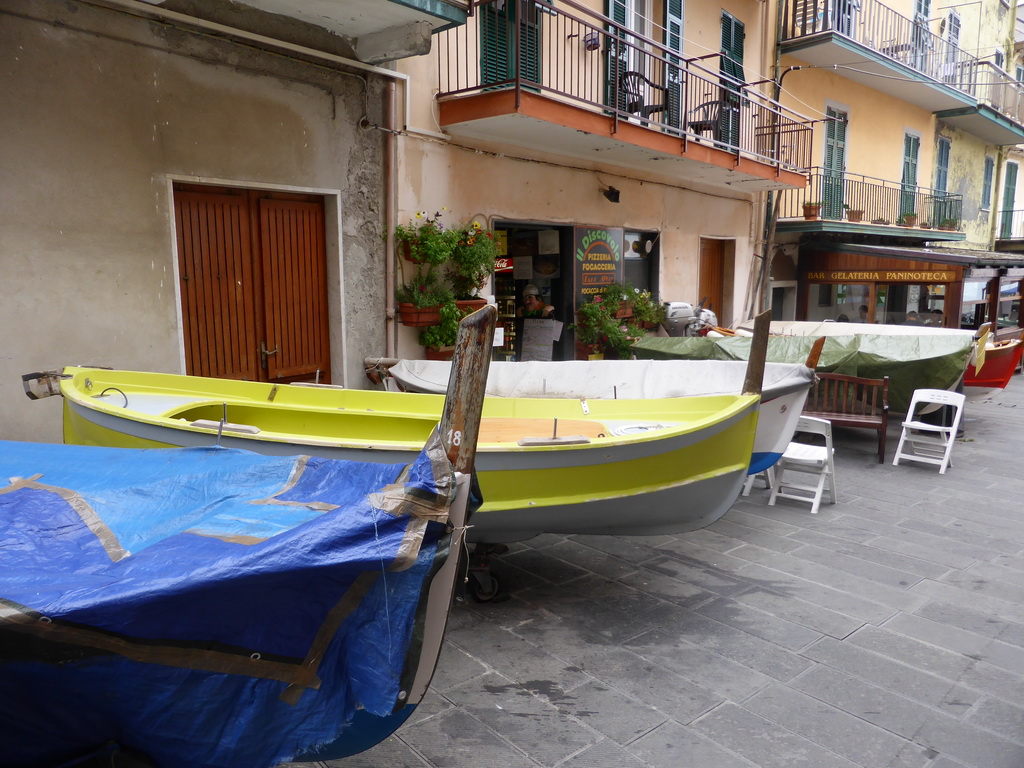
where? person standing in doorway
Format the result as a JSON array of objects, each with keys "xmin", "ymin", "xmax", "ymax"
[{"xmin": 518, "ymin": 284, "xmax": 554, "ymax": 319}]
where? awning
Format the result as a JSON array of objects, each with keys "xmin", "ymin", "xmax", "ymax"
[{"xmin": 804, "ymin": 240, "xmax": 1024, "ymax": 268}]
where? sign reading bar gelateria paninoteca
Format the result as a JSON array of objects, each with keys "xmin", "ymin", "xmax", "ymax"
[{"xmin": 806, "ymin": 270, "xmax": 957, "ymax": 283}]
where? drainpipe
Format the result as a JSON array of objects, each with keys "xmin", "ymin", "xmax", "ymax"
[{"xmin": 385, "ymin": 81, "xmax": 398, "ymax": 357}]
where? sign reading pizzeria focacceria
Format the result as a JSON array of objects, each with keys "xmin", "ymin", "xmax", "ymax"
[
  {"xmin": 806, "ymin": 270, "xmax": 957, "ymax": 282},
  {"xmin": 574, "ymin": 226, "xmax": 624, "ymax": 307}
]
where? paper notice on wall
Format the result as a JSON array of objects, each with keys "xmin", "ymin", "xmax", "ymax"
[
  {"xmin": 513, "ymin": 257, "xmax": 533, "ymax": 280},
  {"xmin": 520, "ymin": 319, "xmax": 562, "ymax": 362},
  {"xmin": 538, "ymin": 229, "xmax": 560, "ymax": 255}
]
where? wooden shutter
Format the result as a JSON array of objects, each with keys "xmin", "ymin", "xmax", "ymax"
[
  {"xmin": 823, "ymin": 107, "xmax": 847, "ymax": 218},
  {"xmin": 665, "ymin": 0, "xmax": 684, "ymax": 128},
  {"xmin": 175, "ymin": 190, "xmax": 260, "ymax": 381},
  {"xmin": 480, "ymin": 1, "xmax": 540, "ymax": 88},
  {"xmin": 259, "ymin": 199, "xmax": 329, "ymax": 381},
  {"xmin": 720, "ymin": 12, "xmax": 745, "ymax": 147},
  {"xmin": 1001, "ymin": 163, "xmax": 1018, "ymax": 238},
  {"xmin": 480, "ymin": 3, "xmax": 510, "ymax": 86},
  {"xmin": 901, "ymin": 133, "xmax": 920, "ymax": 216},
  {"xmin": 698, "ymin": 239, "xmax": 725, "ymax": 319},
  {"xmin": 606, "ymin": 0, "xmax": 629, "ymax": 111}
]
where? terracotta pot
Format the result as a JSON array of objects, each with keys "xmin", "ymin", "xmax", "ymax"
[
  {"xmin": 845, "ymin": 210, "xmax": 863, "ymax": 222},
  {"xmin": 614, "ymin": 301, "xmax": 634, "ymax": 319},
  {"xmin": 425, "ymin": 345, "xmax": 455, "ymax": 361},
  {"xmin": 397, "ymin": 303, "xmax": 442, "ymax": 327},
  {"xmin": 575, "ymin": 340, "xmax": 604, "ymax": 360},
  {"xmin": 802, "ymin": 204, "xmax": 821, "ymax": 220},
  {"xmin": 456, "ymin": 298, "xmax": 488, "ymax": 316},
  {"xmin": 399, "ymin": 240, "xmax": 426, "ymax": 264}
]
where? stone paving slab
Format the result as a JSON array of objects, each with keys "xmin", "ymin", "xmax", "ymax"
[{"xmin": 284, "ymin": 374, "xmax": 1024, "ymax": 768}]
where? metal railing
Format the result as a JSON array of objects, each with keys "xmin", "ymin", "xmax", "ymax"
[
  {"xmin": 436, "ymin": 0, "xmax": 813, "ymax": 173},
  {"xmin": 975, "ymin": 61, "xmax": 1024, "ymax": 124},
  {"xmin": 781, "ymin": 0, "xmax": 980, "ymax": 92},
  {"xmin": 780, "ymin": 168, "xmax": 963, "ymax": 230},
  {"xmin": 996, "ymin": 209, "xmax": 1024, "ymax": 240}
]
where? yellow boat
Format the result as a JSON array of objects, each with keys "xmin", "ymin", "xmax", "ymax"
[{"xmin": 30, "ymin": 366, "xmax": 758, "ymax": 545}]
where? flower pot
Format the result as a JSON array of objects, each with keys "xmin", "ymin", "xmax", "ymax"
[
  {"xmin": 575, "ymin": 340, "xmax": 604, "ymax": 360},
  {"xmin": 397, "ymin": 303, "xmax": 442, "ymax": 327},
  {"xmin": 455, "ymin": 298, "xmax": 488, "ymax": 316},
  {"xmin": 845, "ymin": 210, "xmax": 863, "ymax": 223},
  {"xmin": 802, "ymin": 204, "xmax": 821, "ymax": 220},
  {"xmin": 614, "ymin": 301, "xmax": 634, "ymax": 319},
  {"xmin": 398, "ymin": 240, "xmax": 426, "ymax": 264},
  {"xmin": 424, "ymin": 345, "xmax": 455, "ymax": 361},
  {"xmin": 900, "ymin": 215, "xmax": 918, "ymax": 228}
]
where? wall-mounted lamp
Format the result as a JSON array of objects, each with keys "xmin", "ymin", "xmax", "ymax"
[{"xmin": 602, "ymin": 186, "xmax": 620, "ymax": 203}]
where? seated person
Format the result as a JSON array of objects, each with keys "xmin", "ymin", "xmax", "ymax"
[{"xmin": 903, "ymin": 311, "xmax": 923, "ymax": 325}]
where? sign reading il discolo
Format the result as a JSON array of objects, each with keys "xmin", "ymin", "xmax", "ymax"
[
  {"xmin": 806, "ymin": 270, "xmax": 957, "ymax": 283},
  {"xmin": 574, "ymin": 226, "xmax": 624, "ymax": 307}
]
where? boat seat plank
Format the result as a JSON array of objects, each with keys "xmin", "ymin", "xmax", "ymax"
[{"xmin": 478, "ymin": 418, "xmax": 606, "ymax": 444}]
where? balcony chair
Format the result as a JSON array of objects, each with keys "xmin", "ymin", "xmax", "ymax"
[
  {"xmin": 892, "ymin": 388, "xmax": 965, "ymax": 474},
  {"xmin": 768, "ymin": 416, "xmax": 837, "ymax": 514},
  {"xmin": 619, "ymin": 71, "xmax": 669, "ymax": 119},
  {"xmin": 686, "ymin": 99, "xmax": 722, "ymax": 140}
]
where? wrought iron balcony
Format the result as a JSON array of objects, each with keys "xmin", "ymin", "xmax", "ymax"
[
  {"xmin": 780, "ymin": 0, "xmax": 1024, "ymax": 141},
  {"xmin": 996, "ymin": 209, "xmax": 1024, "ymax": 241},
  {"xmin": 436, "ymin": 0, "xmax": 813, "ymax": 176},
  {"xmin": 779, "ymin": 168, "xmax": 963, "ymax": 233}
]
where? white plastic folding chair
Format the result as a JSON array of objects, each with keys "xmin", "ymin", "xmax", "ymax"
[
  {"xmin": 768, "ymin": 416, "xmax": 836, "ymax": 514},
  {"xmin": 741, "ymin": 468, "xmax": 774, "ymax": 496},
  {"xmin": 892, "ymin": 388, "xmax": 965, "ymax": 474}
]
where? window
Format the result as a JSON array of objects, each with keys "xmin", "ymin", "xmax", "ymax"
[
  {"xmin": 997, "ymin": 277, "xmax": 1021, "ymax": 329},
  {"xmin": 960, "ymin": 279, "xmax": 990, "ymax": 330},
  {"xmin": 995, "ymin": 49, "xmax": 1005, "ymax": 70},
  {"xmin": 982, "ymin": 156, "xmax": 995, "ymax": 209},
  {"xmin": 1016, "ymin": 65, "xmax": 1024, "ymax": 83}
]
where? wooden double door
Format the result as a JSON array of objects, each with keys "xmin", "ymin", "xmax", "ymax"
[{"xmin": 173, "ymin": 184, "xmax": 330, "ymax": 383}]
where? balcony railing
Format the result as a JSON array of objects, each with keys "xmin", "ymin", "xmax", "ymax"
[
  {"xmin": 975, "ymin": 61, "xmax": 1024, "ymax": 124},
  {"xmin": 996, "ymin": 209, "xmax": 1024, "ymax": 240},
  {"xmin": 781, "ymin": 168, "xmax": 963, "ymax": 230},
  {"xmin": 437, "ymin": 0, "xmax": 813, "ymax": 174},
  {"xmin": 782, "ymin": 0, "xmax": 991, "ymax": 99}
]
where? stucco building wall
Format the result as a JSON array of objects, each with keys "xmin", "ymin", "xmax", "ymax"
[{"xmin": 0, "ymin": 1, "xmax": 386, "ymax": 443}]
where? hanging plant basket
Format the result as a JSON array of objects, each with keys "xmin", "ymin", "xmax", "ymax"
[
  {"xmin": 399, "ymin": 241, "xmax": 426, "ymax": 265},
  {"xmin": 424, "ymin": 345, "xmax": 455, "ymax": 361},
  {"xmin": 455, "ymin": 298, "xmax": 488, "ymax": 316},
  {"xmin": 397, "ymin": 303, "xmax": 442, "ymax": 327}
]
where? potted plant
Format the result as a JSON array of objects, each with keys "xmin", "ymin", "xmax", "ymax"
[
  {"xmin": 900, "ymin": 211, "xmax": 919, "ymax": 227},
  {"xmin": 394, "ymin": 210, "xmax": 459, "ymax": 266},
  {"xmin": 802, "ymin": 201, "xmax": 822, "ymax": 220},
  {"xmin": 844, "ymin": 205, "xmax": 864, "ymax": 223},
  {"xmin": 938, "ymin": 219, "xmax": 957, "ymax": 231},
  {"xmin": 631, "ymin": 288, "xmax": 666, "ymax": 330},
  {"xmin": 871, "ymin": 217, "xmax": 890, "ymax": 225},
  {"xmin": 449, "ymin": 220, "xmax": 498, "ymax": 312},
  {"xmin": 395, "ymin": 268, "xmax": 453, "ymax": 327},
  {"xmin": 571, "ymin": 295, "xmax": 641, "ymax": 360},
  {"xmin": 919, "ymin": 220, "xmax": 932, "ymax": 229},
  {"xmin": 418, "ymin": 299, "xmax": 461, "ymax": 359},
  {"xmin": 600, "ymin": 282, "xmax": 636, "ymax": 318}
]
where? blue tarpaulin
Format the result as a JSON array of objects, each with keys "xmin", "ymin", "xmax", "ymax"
[{"xmin": 0, "ymin": 437, "xmax": 457, "ymax": 768}]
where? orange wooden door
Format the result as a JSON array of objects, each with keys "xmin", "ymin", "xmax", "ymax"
[
  {"xmin": 698, "ymin": 238, "xmax": 725, "ymax": 317},
  {"xmin": 174, "ymin": 185, "xmax": 329, "ymax": 383}
]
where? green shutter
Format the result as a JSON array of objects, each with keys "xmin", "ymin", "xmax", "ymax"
[
  {"xmin": 665, "ymin": 0, "xmax": 684, "ymax": 128},
  {"xmin": 480, "ymin": 1, "xmax": 540, "ymax": 88},
  {"xmin": 823, "ymin": 108, "xmax": 847, "ymax": 218},
  {"xmin": 719, "ymin": 12, "xmax": 744, "ymax": 148},
  {"xmin": 901, "ymin": 133, "xmax": 920, "ymax": 217},
  {"xmin": 606, "ymin": 0, "xmax": 629, "ymax": 111},
  {"xmin": 1001, "ymin": 163, "xmax": 1017, "ymax": 238}
]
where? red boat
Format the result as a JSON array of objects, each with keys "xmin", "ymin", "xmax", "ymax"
[{"xmin": 964, "ymin": 336, "xmax": 1023, "ymax": 390}]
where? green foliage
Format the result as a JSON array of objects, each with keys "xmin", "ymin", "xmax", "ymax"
[
  {"xmin": 394, "ymin": 210, "xmax": 459, "ymax": 266},
  {"xmin": 631, "ymin": 288, "xmax": 666, "ymax": 326},
  {"xmin": 418, "ymin": 300, "xmax": 461, "ymax": 348},
  {"xmin": 395, "ymin": 268, "xmax": 453, "ymax": 308},
  {"xmin": 448, "ymin": 221, "xmax": 499, "ymax": 299},
  {"xmin": 571, "ymin": 290, "xmax": 652, "ymax": 359}
]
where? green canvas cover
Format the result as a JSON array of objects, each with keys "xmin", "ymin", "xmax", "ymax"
[{"xmin": 633, "ymin": 334, "xmax": 974, "ymax": 414}]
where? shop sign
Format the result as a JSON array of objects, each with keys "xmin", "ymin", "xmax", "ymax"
[
  {"xmin": 806, "ymin": 270, "xmax": 956, "ymax": 283},
  {"xmin": 494, "ymin": 256, "xmax": 513, "ymax": 273},
  {"xmin": 574, "ymin": 226, "xmax": 623, "ymax": 306}
]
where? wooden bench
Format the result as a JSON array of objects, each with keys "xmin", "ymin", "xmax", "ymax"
[{"xmin": 803, "ymin": 372, "xmax": 890, "ymax": 463}]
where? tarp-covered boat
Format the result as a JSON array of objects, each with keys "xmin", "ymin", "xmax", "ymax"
[
  {"xmin": 635, "ymin": 333, "xmax": 974, "ymax": 414},
  {"xmin": 36, "ymin": 367, "xmax": 758, "ymax": 544},
  {"xmin": 376, "ymin": 359, "xmax": 815, "ymax": 474},
  {"xmin": 0, "ymin": 436, "xmax": 470, "ymax": 768}
]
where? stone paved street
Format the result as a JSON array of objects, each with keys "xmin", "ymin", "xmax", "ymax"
[{"xmin": 289, "ymin": 374, "xmax": 1024, "ymax": 768}]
